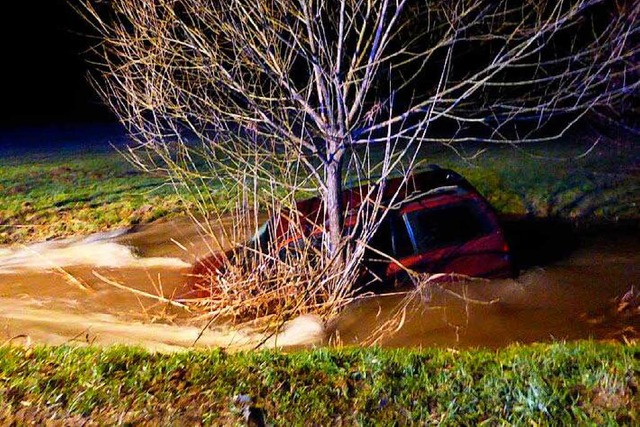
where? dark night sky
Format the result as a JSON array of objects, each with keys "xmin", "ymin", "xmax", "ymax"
[{"xmin": 1, "ymin": 0, "xmax": 114, "ymax": 129}]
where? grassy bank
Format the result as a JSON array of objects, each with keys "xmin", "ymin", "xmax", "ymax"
[
  {"xmin": 0, "ymin": 151, "xmax": 186, "ymax": 244},
  {"xmin": 1, "ymin": 128, "xmax": 638, "ymax": 245},
  {"xmin": 0, "ymin": 342, "xmax": 637, "ymax": 424},
  {"xmin": 419, "ymin": 132, "xmax": 640, "ymax": 221}
]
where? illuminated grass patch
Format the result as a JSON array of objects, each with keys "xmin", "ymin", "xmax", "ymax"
[{"xmin": 0, "ymin": 342, "xmax": 637, "ymax": 424}]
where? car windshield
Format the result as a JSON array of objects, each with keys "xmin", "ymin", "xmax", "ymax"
[{"xmin": 403, "ymin": 201, "xmax": 494, "ymax": 253}]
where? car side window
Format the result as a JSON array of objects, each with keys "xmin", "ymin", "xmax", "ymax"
[
  {"xmin": 367, "ymin": 219, "xmax": 392, "ymax": 258},
  {"xmin": 390, "ymin": 212, "xmax": 413, "ymax": 259},
  {"xmin": 367, "ymin": 212, "xmax": 412, "ymax": 260},
  {"xmin": 249, "ymin": 219, "xmax": 272, "ymax": 253}
]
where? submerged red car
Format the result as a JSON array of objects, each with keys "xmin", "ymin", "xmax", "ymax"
[{"xmin": 188, "ymin": 167, "xmax": 513, "ymax": 294}]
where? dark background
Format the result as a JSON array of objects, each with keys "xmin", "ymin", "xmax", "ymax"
[
  {"xmin": 0, "ymin": 0, "xmax": 114, "ymax": 129},
  {"xmin": 0, "ymin": 2, "xmax": 634, "ymax": 140}
]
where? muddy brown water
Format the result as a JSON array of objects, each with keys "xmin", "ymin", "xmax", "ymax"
[{"xmin": 0, "ymin": 217, "xmax": 638, "ymax": 351}]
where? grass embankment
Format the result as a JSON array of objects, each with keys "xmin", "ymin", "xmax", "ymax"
[
  {"xmin": 0, "ymin": 151, "xmax": 187, "ymax": 244},
  {"xmin": 0, "ymin": 342, "xmax": 637, "ymax": 424},
  {"xmin": 1, "ymin": 129, "xmax": 638, "ymax": 245},
  {"xmin": 421, "ymin": 133, "xmax": 640, "ymax": 221}
]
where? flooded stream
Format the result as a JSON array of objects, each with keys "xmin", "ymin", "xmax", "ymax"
[{"xmin": 0, "ymin": 217, "xmax": 638, "ymax": 351}]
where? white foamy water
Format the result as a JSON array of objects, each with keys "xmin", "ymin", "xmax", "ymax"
[
  {"xmin": 0, "ymin": 239, "xmax": 190, "ymax": 274},
  {"xmin": 0, "ymin": 298, "xmax": 326, "ymax": 352}
]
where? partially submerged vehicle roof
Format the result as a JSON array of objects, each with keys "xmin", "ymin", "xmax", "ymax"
[
  {"xmin": 293, "ymin": 166, "xmax": 476, "ymax": 220},
  {"xmin": 185, "ymin": 166, "xmax": 512, "ymax": 295}
]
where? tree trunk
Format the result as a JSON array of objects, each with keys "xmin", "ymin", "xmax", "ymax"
[{"xmin": 324, "ymin": 158, "xmax": 344, "ymax": 266}]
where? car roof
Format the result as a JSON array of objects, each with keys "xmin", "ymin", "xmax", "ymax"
[{"xmin": 294, "ymin": 166, "xmax": 476, "ymax": 218}]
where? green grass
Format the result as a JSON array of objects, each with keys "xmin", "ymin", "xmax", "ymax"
[
  {"xmin": 414, "ymin": 133, "xmax": 640, "ymax": 220},
  {"xmin": 0, "ymin": 151, "xmax": 189, "ymax": 244},
  {"xmin": 0, "ymin": 342, "xmax": 637, "ymax": 424}
]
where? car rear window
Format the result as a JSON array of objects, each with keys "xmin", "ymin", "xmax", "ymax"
[{"xmin": 403, "ymin": 201, "xmax": 494, "ymax": 253}]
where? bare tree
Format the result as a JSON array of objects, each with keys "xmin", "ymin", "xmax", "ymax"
[{"xmin": 80, "ymin": 0, "xmax": 638, "ymax": 320}]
